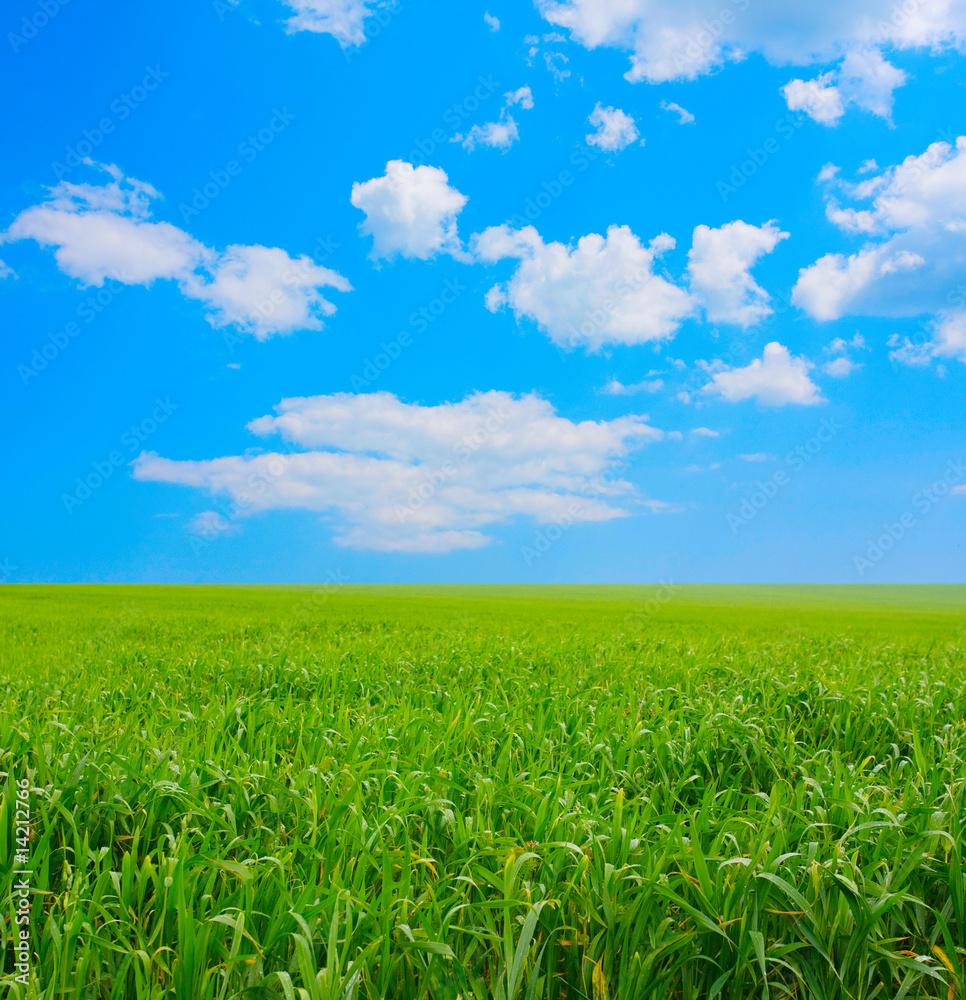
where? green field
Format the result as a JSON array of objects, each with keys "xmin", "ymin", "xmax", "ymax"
[{"xmin": 2, "ymin": 586, "xmax": 965, "ymax": 999}]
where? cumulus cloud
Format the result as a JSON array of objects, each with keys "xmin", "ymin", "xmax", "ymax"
[
  {"xmin": 703, "ymin": 342, "xmax": 824, "ymax": 406},
  {"xmin": 660, "ymin": 100, "xmax": 695, "ymax": 124},
  {"xmin": 282, "ymin": 0, "xmax": 389, "ymax": 46},
  {"xmin": 586, "ymin": 103, "xmax": 641, "ymax": 152},
  {"xmin": 793, "ymin": 137, "xmax": 966, "ymax": 363},
  {"xmin": 350, "ymin": 160, "xmax": 468, "ymax": 259},
  {"xmin": 474, "ymin": 223, "xmax": 693, "ymax": 350},
  {"xmin": 133, "ymin": 390, "xmax": 667, "ymax": 553},
  {"xmin": 484, "ymin": 10, "xmax": 500, "ymax": 31},
  {"xmin": 2, "ymin": 162, "xmax": 351, "ymax": 340},
  {"xmin": 474, "ymin": 218, "xmax": 791, "ymax": 347},
  {"xmin": 535, "ymin": 0, "xmax": 966, "ymax": 92},
  {"xmin": 687, "ymin": 220, "xmax": 789, "ymax": 326},
  {"xmin": 782, "ymin": 73, "xmax": 846, "ymax": 124},
  {"xmin": 782, "ymin": 48, "xmax": 907, "ymax": 124},
  {"xmin": 0, "ymin": 259, "xmax": 16, "ymax": 279}
]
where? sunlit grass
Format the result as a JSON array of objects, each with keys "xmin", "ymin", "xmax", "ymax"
[{"xmin": 1, "ymin": 585, "xmax": 964, "ymax": 998}]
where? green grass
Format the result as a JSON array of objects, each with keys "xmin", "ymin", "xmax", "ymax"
[{"xmin": 1, "ymin": 585, "xmax": 965, "ymax": 999}]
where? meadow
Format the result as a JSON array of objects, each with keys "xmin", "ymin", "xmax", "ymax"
[{"xmin": 1, "ymin": 584, "xmax": 965, "ymax": 999}]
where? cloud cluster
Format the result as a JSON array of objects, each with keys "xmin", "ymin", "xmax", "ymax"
[
  {"xmin": 2, "ymin": 162, "xmax": 351, "ymax": 340},
  {"xmin": 133, "ymin": 390, "xmax": 666, "ymax": 553},
  {"xmin": 457, "ymin": 86, "xmax": 535, "ymax": 152},
  {"xmin": 474, "ymin": 219, "xmax": 788, "ymax": 349},
  {"xmin": 536, "ymin": 0, "xmax": 966, "ymax": 83},
  {"xmin": 350, "ymin": 160, "xmax": 468, "ymax": 259},
  {"xmin": 793, "ymin": 137, "xmax": 966, "ymax": 364},
  {"xmin": 475, "ymin": 223, "xmax": 693, "ymax": 349},
  {"xmin": 782, "ymin": 48, "xmax": 907, "ymax": 124}
]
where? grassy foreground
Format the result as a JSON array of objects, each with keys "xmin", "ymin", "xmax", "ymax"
[{"xmin": 1, "ymin": 585, "xmax": 965, "ymax": 999}]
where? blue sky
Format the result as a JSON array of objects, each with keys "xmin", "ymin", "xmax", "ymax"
[{"xmin": 2, "ymin": 0, "xmax": 966, "ymax": 584}]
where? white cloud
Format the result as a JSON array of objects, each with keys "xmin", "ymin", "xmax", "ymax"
[
  {"xmin": 887, "ymin": 333, "xmax": 934, "ymax": 367},
  {"xmin": 782, "ymin": 48, "xmax": 906, "ymax": 124},
  {"xmin": 460, "ymin": 118, "xmax": 520, "ymax": 151},
  {"xmin": 282, "ymin": 0, "xmax": 386, "ymax": 46},
  {"xmin": 586, "ymin": 103, "xmax": 641, "ymax": 152},
  {"xmin": 837, "ymin": 47, "xmax": 907, "ymax": 118},
  {"xmin": 687, "ymin": 220, "xmax": 789, "ymax": 326},
  {"xmin": 782, "ymin": 73, "xmax": 846, "ymax": 124},
  {"xmin": 794, "ymin": 137, "xmax": 966, "ymax": 363},
  {"xmin": 182, "ymin": 244, "xmax": 351, "ymax": 338},
  {"xmin": 544, "ymin": 51, "xmax": 571, "ymax": 81},
  {"xmin": 826, "ymin": 333, "xmax": 866, "ymax": 353},
  {"xmin": 601, "ymin": 377, "xmax": 664, "ymax": 394},
  {"xmin": 739, "ymin": 452, "xmax": 769, "ymax": 461},
  {"xmin": 703, "ymin": 342, "xmax": 824, "ymax": 406},
  {"xmin": 457, "ymin": 87, "xmax": 533, "ymax": 153},
  {"xmin": 2, "ymin": 162, "xmax": 351, "ymax": 340},
  {"xmin": 690, "ymin": 427, "xmax": 720, "ymax": 437},
  {"xmin": 484, "ymin": 10, "xmax": 500, "ymax": 31},
  {"xmin": 660, "ymin": 100, "xmax": 695, "ymax": 124},
  {"xmin": 506, "ymin": 85, "xmax": 534, "ymax": 109},
  {"xmin": 535, "ymin": 0, "xmax": 966, "ymax": 92},
  {"xmin": 350, "ymin": 160, "xmax": 468, "ymax": 259},
  {"xmin": 474, "ymin": 223, "xmax": 693, "ymax": 350},
  {"xmin": 133, "ymin": 390, "xmax": 667, "ymax": 553},
  {"xmin": 0, "ymin": 259, "xmax": 16, "ymax": 279}
]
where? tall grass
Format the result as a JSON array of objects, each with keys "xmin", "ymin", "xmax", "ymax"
[{"xmin": 1, "ymin": 586, "xmax": 964, "ymax": 998}]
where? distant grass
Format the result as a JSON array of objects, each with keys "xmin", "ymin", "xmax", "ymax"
[{"xmin": 1, "ymin": 585, "xmax": 964, "ymax": 999}]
